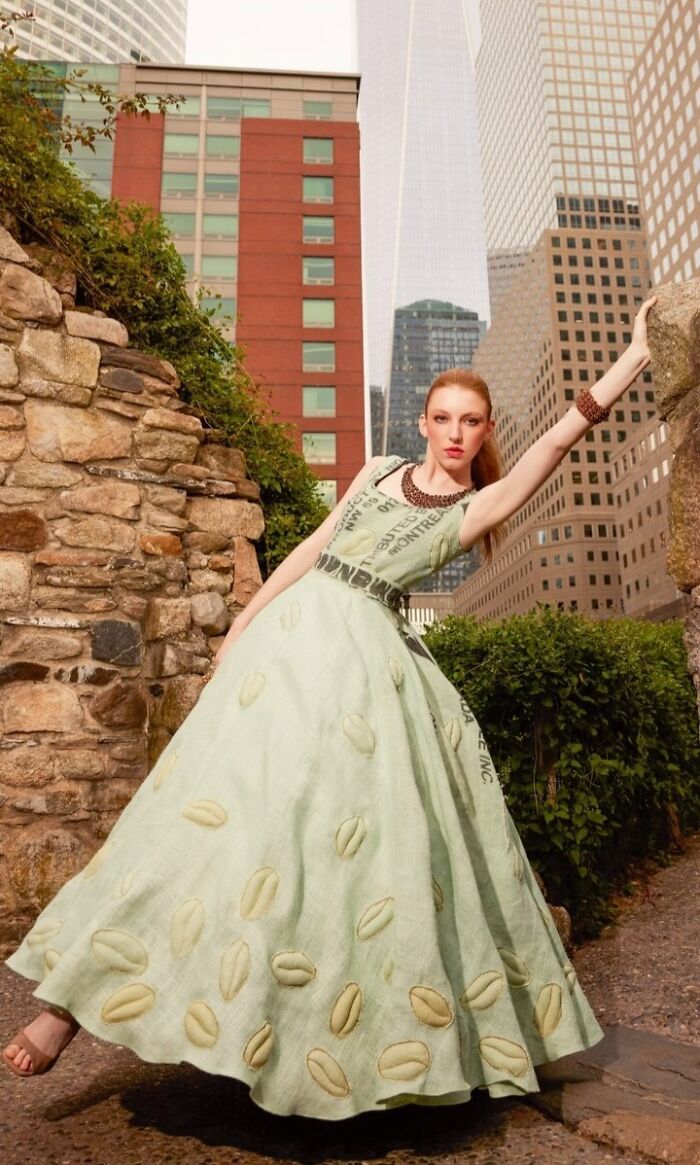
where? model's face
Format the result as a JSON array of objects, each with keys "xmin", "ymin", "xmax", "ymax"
[{"xmin": 418, "ymin": 386, "xmax": 495, "ymax": 467}]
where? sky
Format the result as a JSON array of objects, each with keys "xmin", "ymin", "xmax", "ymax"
[{"xmin": 186, "ymin": 0, "xmax": 359, "ymax": 72}]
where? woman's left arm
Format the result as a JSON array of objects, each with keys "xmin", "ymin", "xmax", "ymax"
[{"xmin": 459, "ymin": 294, "xmax": 657, "ymax": 550}]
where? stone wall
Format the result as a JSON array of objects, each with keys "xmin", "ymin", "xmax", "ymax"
[
  {"xmin": 0, "ymin": 227, "xmax": 264, "ymax": 951},
  {"xmin": 648, "ymin": 276, "xmax": 700, "ymax": 721}
]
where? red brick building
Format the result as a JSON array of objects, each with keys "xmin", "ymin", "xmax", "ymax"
[{"xmin": 63, "ymin": 63, "xmax": 364, "ymax": 507}]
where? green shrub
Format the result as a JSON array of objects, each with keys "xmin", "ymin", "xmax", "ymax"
[
  {"xmin": 424, "ymin": 604, "xmax": 700, "ymax": 937},
  {"xmin": 0, "ymin": 50, "xmax": 330, "ymax": 577}
]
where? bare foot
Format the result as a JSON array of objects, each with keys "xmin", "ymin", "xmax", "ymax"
[{"xmin": 3, "ymin": 1006, "xmax": 80, "ymax": 1074}]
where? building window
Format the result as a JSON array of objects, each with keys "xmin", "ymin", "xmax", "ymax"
[
  {"xmin": 303, "ymin": 342, "xmax": 335, "ymax": 371},
  {"xmin": 206, "ymin": 135, "xmax": 240, "ymax": 158},
  {"xmin": 303, "ymin": 216, "xmax": 334, "ymax": 243},
  {"xmin": 179, "ymin": 252, "xmax": 194, "ymax": 275},
  {"xmin": 303, "ymin": 176, "xmax": 334, "ymax": 203},
  {"xmin": 316, "ymin": 478, "xmax": 337, "ymax": 507},
  {"xmin": 199, "ymin": 296, "xmax": 236, "ymax": 319},
  {"xmin": 204, "ymin": 173, "xmax": 239, "ymax": 198},
  {"xmin": 169, "ymin": 95, "xmax": 201, "ymax": 118},
  {"xmin": 303, "ymin": 137, "xmax": 333, "ymax": 164},
  {"xmin": 163, "ymin": 133, "xmax": 199, "ymax": 156},
  {"xmin": 303, "ymin": 299, "xmax": 335, "ymax": 328},
  {"xmin": 242, "ymin": 98, "xmax": 270, "ymax": 117},
  {"xmin": 201, "ymin": 255, "xmax": 237, "ymax": 279},
  {"xmin": 303, "ymin": 386, "xmax": 335, "ymax": 417},
  {"xmin": 302, "ymin": 431, "xmax": 336, "ymax": 463},
  {"xmin": 162, "ymin": 172, "xmax": 197, "ymax": 197},
  {"xmin": 303, "ymin": 100, "xmax": 332, "ymax": 120},
  {"xmin": 207, "ymin": 96, "xmax": 241, "ymax": 119},
  {"xmin": 203, "ymin": 214, "xmax": 238, "ymax": 239},
  {"xmin": 162, "ymin": 212, "xmax": 195, "ymax": 237},
  {"xmin": 303, "ymin": 257, "xmax": 334, "ymax": 285}
]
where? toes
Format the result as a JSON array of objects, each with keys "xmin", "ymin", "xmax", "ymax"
[{"xmin": 3, "ymin": 1045, "xmax": 32, "ymax": 1071}]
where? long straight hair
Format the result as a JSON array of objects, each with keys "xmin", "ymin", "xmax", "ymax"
[{"xmin": 424, "ymin": 368, "xmax": 508, "ymax": 565}]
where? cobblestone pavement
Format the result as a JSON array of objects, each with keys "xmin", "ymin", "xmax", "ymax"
[{"xmin": 3, "ymin": 833, "xmax": 698, "ymax": 1165}]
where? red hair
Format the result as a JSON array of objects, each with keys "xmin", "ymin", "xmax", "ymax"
[{"xmin": 424, "ymin": 368, "xmax": 508, "ymax": 564}]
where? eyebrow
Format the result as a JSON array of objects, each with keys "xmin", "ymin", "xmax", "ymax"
[{"xmin": 431, "ymin": 410, "xmax": 484, "ymax": 418}]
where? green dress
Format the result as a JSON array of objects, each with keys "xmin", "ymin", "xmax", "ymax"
[{"xmin": 5, "ymin": 454, "xmax": 604, "ymax": 1120}]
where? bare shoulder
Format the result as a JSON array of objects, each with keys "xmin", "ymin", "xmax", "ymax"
[
  {"xmin": 344, "ymin": 454, "xmax": 385, "ymax": 495},
  {"xmin": 457, "ymin": 478, "xmax": 509, "ymax": 552}
]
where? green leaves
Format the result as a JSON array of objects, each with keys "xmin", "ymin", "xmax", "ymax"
[{"xmin": 425, "ymin": 607, "xmax": 700, "ymax": 938}]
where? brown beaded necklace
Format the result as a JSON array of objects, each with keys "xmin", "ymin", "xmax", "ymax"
[{"xmin": 400, "ymin": 462, "xmax": 475, "ymax": 507}]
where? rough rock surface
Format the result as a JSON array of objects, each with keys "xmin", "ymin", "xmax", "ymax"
[
  {"xmin": 0, "ymin": 231, "xmax": 265, "ymax": 947},
  {"xmin": 648, "ymin": 277, "xmax": 700, "ymax": 718}
]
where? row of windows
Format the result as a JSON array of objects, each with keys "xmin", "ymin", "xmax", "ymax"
[
  {"xmin": 163, "ymin": 212, "xmax": 238, "ymax": 239},
  {"xmin": 536, "ymin": 523, "xmax": 613, "ymax": 544},
  {"xmin": 622, "ymin": 531, "xmax": 666, "ymax": 570},
  {"xmin": 612, "ymin": 423, "xmax": 668, "ymax": 477},
  {"xmin": 180, "ymin": 254, "xmax": 236, "ymax": 279},
  {"xmin": 163, "ymin": 173, "xmax": 334, "ymax": 206},
  {"xmin": 162, "ymin": 134, "xmax": 333, "ymax": 165},
  {"xmin": 163, "ymin": 172, "xmax": 237, "ymax": 197},
  {"xmin": 541, "ymin": 574, "xmax": 617, "ymax": 590},
  {"xmin": 168, "ymin": 96, "xmax": 271, "ymax": 119},
  {"xmin": 164, "ymin": 134, "xmax": 240, "ymax": 159},
  {"xmin": 541, "ymin": 549, "xmax": 615, "ymax": 566},
  {"xmin": 166, "ymin": 95, "xmax": 332, "ymax": 121},
  {"xmin": 616, "ymin": 458, "xmax": 670, "ymax": 502},
  {"xmin": 177, "ymin": 249, "xmax": 337, "ymax": 285}
]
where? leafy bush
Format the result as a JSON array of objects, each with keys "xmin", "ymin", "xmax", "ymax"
[
  {"xmin": 0, "ymin": 50, "xmax": 330, "ymax": 576},
  {"xmin": 424, "ymin": 604, "xmax": 700, "ymax": 937}
]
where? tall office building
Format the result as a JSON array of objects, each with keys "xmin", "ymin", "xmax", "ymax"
[
  {"xmin": 0, "ymin": 0, "xmax": 187, "ymax": 63},
  {"xmin": 39, "ymin": 63, "xmax": 364, "ymax": 507},
  {"xmin": 356, "ymin": 0, "xmax": 490, "ymax": 443},
  {"xmin": 611, "ymin": 414, "xmax": 686, "ymax": 620},
  {"xmin": 457, "ymin": 0, "xmax": 673, "ymax": 624},
  {"xmin": 456, "ymin": 227, "xmax": 658, "ymax": 622},
  {"xmin": 626, "ymin": 0, "xmax": 700, "ymax": 285},
  {"xmin": 477, "ymin": 0, "xmax": 661, "ymax": 306}
]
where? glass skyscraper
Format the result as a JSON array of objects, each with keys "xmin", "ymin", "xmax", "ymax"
[
  {"xmin": 357, "ymin": 0, "xmax": 490, "ymax": 442},
  {"xmin": 0, "ymin": 0, "xmax": 187, "ymax": 63},
  {"xmin": 384, "ymin": 300, "xmax": 486, "ymax": 463}
]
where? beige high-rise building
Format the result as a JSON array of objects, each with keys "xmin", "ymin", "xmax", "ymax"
[
  {"xmin": 626, "ymin": 0, "xmax": 700, "ymax": 285},
  {"xmin": 454, "ymin": 226, "xmax": 656, "ymax": 622},
  {"xmin": 449, "ymin": 0, "xmax": 696, "ymax": 625},
  {"xmin": 475, "ymin": 0, "xmax": 661, "ymax": 305},
  {"xmin": 611, "ymin": 414, "xmax": 688, "ymax": 620}
]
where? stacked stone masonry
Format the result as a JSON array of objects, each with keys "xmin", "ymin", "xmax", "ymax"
[
  {"xmin": 0, "ymin": 227, "xmax": 264, "ymax": 951},
  {"xmin": 647, "ymin": 277, "xmax": 700, "ymax": 723}
]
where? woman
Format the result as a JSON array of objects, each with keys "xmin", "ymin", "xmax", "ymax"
[{"xmin": 3, "ymin": 296, "xmax": 657, "ymax": 1120}]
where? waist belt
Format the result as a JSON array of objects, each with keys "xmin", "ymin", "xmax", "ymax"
[{"xmin": 312, "ymin": 551, "xmax": 404, "ymax": 611}]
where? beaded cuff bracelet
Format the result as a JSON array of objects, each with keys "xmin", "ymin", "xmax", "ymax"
[{"xmin": 575, "ymin": 386, "xmax": 610, "ymax": 424}]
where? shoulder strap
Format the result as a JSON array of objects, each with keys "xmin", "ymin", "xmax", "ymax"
[{"xmin": 373, "ymin": 454, "xmax": 408, "ymax": 485}]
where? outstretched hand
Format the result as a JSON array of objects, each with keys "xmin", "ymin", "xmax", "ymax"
[{"xmin": 631, "ymin": 294, "xmax": 657, "ymax": 362}]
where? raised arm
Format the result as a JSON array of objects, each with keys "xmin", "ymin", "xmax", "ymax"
[{"xmin": 458, "ymin": 295, "xmax": 657, "ymax": 552}]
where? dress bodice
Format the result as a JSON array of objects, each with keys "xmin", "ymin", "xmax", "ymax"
[{"xmin": 312, "ymin": 455, "xmax": 475, "ymax": 606}]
